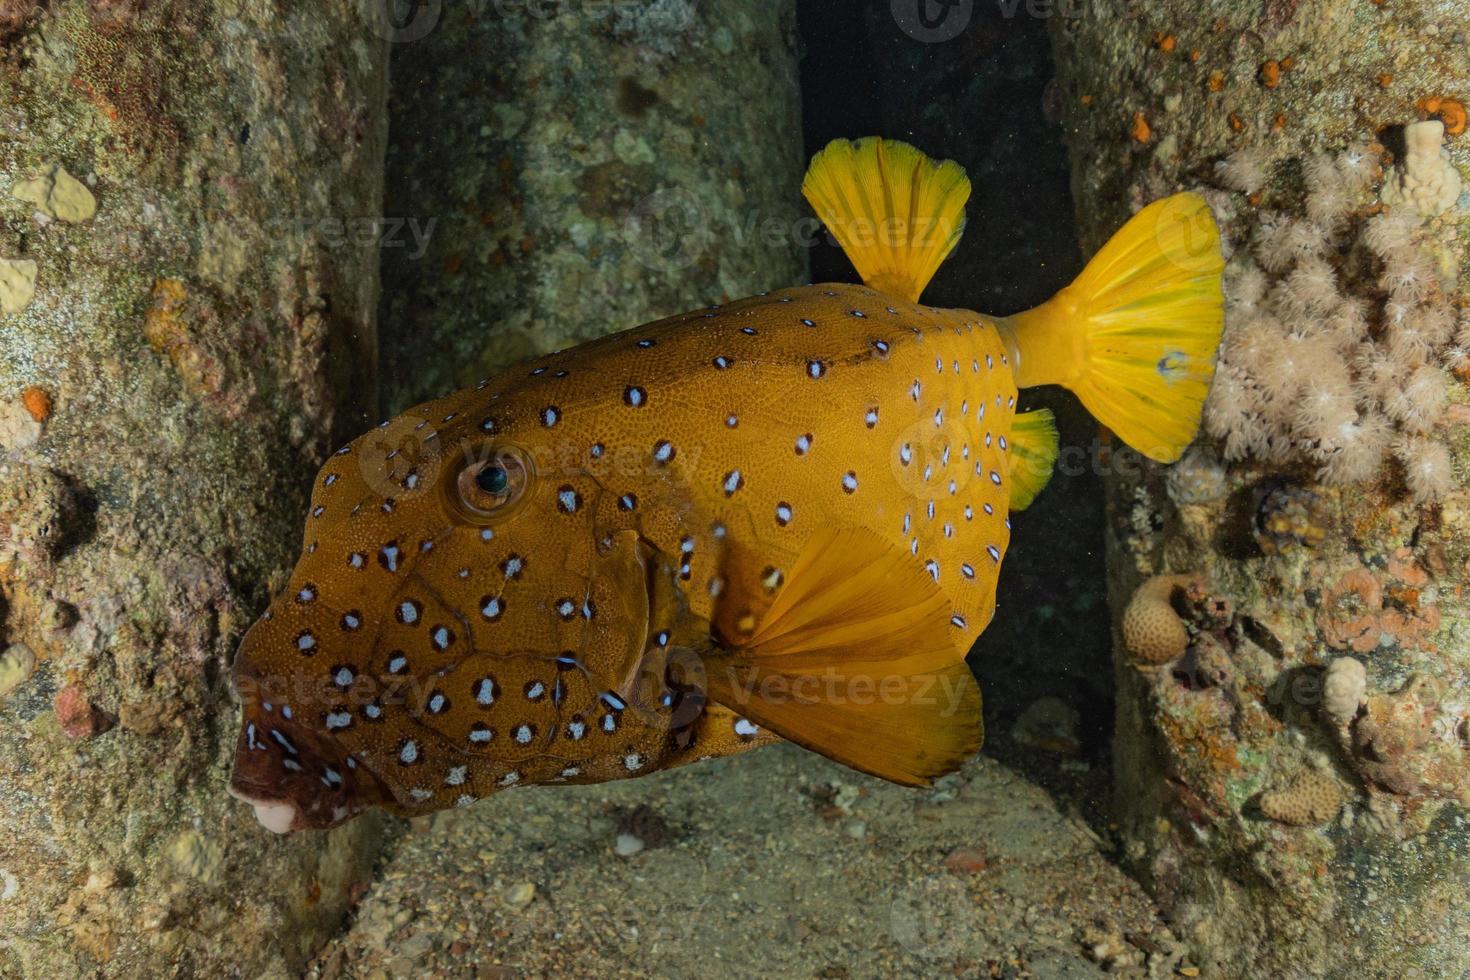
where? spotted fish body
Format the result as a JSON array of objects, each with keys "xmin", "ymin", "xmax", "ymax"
[{"xmin": 229, "ymin": 138, "xmax": 1223, "ymax": 832}]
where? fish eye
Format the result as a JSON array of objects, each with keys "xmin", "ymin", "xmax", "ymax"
[
  {"xmin": 475, "ymin": 465, "xmax": 510, "ymax": 495},
  {"xmin": 449, "ymin": 444, "xmax": 534, "ymax": 523}
]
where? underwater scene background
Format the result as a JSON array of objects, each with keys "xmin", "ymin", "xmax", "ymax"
[{"xmin": 1, "ymin": 0, "xmax": 1467, "ymax": 978}]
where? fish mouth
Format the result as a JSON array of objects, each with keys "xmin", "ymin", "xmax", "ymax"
[
  {"xmin": 228, "ymin": 687, "xmax": 389, "ymax": 833},
  {"xmin": 226, "ymin": 782, "xmax": 307, "ymax": 835}
]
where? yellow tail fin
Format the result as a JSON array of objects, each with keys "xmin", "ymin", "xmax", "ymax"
[
  {"xmin": 801, "ymin": 137, "xmax": 970, "ymax": 302},
  {"xmin": 704, "ymin": 526, "xmax": 982, "ymax": 786},
  {"xmin": 1000, "ymin": 193, "xmax": 1224, "ymax": 463}
]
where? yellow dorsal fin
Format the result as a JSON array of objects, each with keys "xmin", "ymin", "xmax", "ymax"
[
  {"xmin": 801, "ymin": 137, "xmax": 971, "ymax": 302},
  {"xmin": 1007, "ymin": 408, "xmax": 1059, "ymax": 511},
  {"xmin": 704, "ymin": 526, "xmax": 983, "ymax": 786}
]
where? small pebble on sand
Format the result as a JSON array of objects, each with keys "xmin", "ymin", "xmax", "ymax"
[{"xmin": 614, "ymin": 833, "xmax": 645, "ymax": 857}]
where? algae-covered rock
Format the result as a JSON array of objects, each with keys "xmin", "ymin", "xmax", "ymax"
[
  {"xmin": 10, "ymin": 163, "xmax": 97, "ymax": 223},
  {"xmin": 377, "ymin": 0, "xmax": 808, "ymax": 412},
  {"xmin": 0, "ymin": 1, "xmax": 392, "ymax": 975},
  {"xmin": 1049, "ymin": 0, "xmax": 1470, "ymax": 973},
  {"xmin": 0, "ymin": 256, "xmax": 37, "ymax": 312}
]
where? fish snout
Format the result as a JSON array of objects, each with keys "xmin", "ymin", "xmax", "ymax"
[{"xmin": 228, "ymin": 674, "xmax": 387, "ymax": 833}]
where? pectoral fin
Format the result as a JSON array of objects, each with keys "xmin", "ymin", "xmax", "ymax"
[
  {"xmin": 1007, "ymin": 408, "xmax": 1059, "ymax": 511},
  {"xmin": 703, "ymin": 526, "xmax": 982, "ymax": 786}
]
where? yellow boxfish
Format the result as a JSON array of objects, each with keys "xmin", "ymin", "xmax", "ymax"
[{"xmin": 228, "ymin": 138, "xmax": 1223, "ymax": 832}]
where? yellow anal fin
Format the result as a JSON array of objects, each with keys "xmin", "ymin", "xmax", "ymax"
[
  {"xmin": 1008, "ymin": 408, "xmax": 1059, "ymax": 511},
  {"xmin": 801, "ymin": 137, "xmax": 971, "ymax": 302},
  {"xmin": 704, "ymin": 526, "xmax": 983, "ymax": 786},
  {"xmin": 1003, "ymin": 192, "xmax": 1224, "ymax": 463}
]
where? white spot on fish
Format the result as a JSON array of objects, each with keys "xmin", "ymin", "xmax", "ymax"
[{"xmin": 380, "ymin": 544, "xmax": 400, "ymax": 572}]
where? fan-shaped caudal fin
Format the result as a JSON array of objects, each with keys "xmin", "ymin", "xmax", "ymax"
[
  {"xmin": 801, "ymin": 137, "xmax": 971, "ymax": 302},
  {"xmin": 999, "ymin": 193, "xmax": 1225, "ymax": 463},
  {"xmin": 703, "ymin": 526, "xmax": 983, "ymax": 786}
]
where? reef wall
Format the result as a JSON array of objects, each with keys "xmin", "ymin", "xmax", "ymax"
[
  {"xmin": 0, "ymin": 3, "xmax": 392, "ymax": 976},
  {"xmin": 378, "ymin": 0, "xmax": 808, "ymax": 413},
  {"xmin": 1050, "ymin": 0, "xmax": 1470, "ymax": 974}
]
